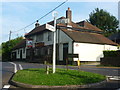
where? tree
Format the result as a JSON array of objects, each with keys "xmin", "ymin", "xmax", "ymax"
[
  {"xmin": 88, "ymin": 8, "xmax": 119, "ymax": 37},
  {"xmin": 2, "ymin": 37, "xmax": 23, "ymax": 61}
]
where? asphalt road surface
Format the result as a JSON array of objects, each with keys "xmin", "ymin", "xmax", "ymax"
[{"xmin": 1, "ymin": 61, "xmax": 120, "ymax": 90}]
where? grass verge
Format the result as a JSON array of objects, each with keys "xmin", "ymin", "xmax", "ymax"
[{"xmin": 13, "ymin": 68, "xmax": 105, "ymax": 86}]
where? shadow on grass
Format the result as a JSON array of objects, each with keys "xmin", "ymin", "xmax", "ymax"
[{"xmin": 56, "ymin": 70, "xmax": 104, "ymax": 84}]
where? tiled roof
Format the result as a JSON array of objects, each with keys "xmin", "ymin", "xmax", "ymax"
[
  {"xmin": 25, "ymin": 17, "xmax": 65, "ymax": 37},
  {"xmin": 25, "ymin": 17, "xmax": 103, "ymax": 37},
  {"xmin": 24, "ymin": 17, "xmax": 117, "ymax": 46},
  {"xmin": 25, "ymin": 24, "xmax": 46, "ymax": 37},
  {"xmin": 12, "ymin": 39, "xmax": 26, "ymax": 50},
  {"xmin": 61, "ymin": 29, "xmax": 117, "ymax": 46},
  {"xmin": 76, "ymin": 21, "xmax": 102, "ymax": 31}
]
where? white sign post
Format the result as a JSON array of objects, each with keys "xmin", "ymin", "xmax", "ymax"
[{"xmin": 52, "ymin": 11, "xmax": 58, "ymax": 73}]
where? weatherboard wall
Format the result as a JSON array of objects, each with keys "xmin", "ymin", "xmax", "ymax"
[{"xmin": 58, "ymin": 29, "xmax": 73, "ymax": 61}]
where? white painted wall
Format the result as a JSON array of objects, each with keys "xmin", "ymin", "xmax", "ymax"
[
  {"xmin": 12, "ymin": 47, "xmax": 26, "ymax": 59},
  {"xmin": 73, "ymin": 42, "xmax": 118, "ymax": 61},
  {"xmin": 22, "ymin": 48, "xmax": 26, "ymax": 59},
  {"xmin": 16, "ymin": 49, "xmax": 20, "ymax": 59}
]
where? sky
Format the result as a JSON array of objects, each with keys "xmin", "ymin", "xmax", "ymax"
[{"xmin": 1, "ymin": 0, "xmax": 120, "ymax": 43}]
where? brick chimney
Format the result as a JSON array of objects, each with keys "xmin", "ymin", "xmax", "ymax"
[
  {"xmin": 35, "ymin": 20, "xmax": 40, "ymax": 28},
  {"xmin": 66, "ymin": 7, "xmax": 72, "ymax": 23}
]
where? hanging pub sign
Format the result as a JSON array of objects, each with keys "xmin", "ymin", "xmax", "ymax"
[{"xmin": 26, "ymin": 39, "xmax": 33, "ymax": 48}]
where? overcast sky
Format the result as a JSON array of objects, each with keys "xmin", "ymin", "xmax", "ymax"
[{"xmin": 1, "ymin": 0, "xmax": 120, "ymax": 43}]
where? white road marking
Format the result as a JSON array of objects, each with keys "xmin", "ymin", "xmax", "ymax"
[
  {"xmin": 107, "ymin": 76, "xmax": 120, "ymax": 81},
  {"xmin": 3, "ymin": 85, "xmax": 10, "ymax": 88},
  {"xmin": 9, "ymin": 62, "xmax": 17, "ymax": 73},
  {"xmin": 19, "ymin": 64, "xmax": 23, "ymax": 70}
]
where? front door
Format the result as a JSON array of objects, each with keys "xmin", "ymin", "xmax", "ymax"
[
  {"xmin": 63, "ymin": 43, "xmax": 68, "ymax": 62},
  {"xmin": 12, "ymin": 52, "xmax": 16, "ymax": 61},
  {"xmin": 20, "ymin": 50, "xmax": 22, "ymax": 60}
]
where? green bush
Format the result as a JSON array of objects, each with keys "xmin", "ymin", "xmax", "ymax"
[
  {"xmin": 1, "ymin": 37, "xmax": 23, "ymax": 61},
  {"xmin": 103, "ymin": 50, "xmax": 120, "ymax": 57}
]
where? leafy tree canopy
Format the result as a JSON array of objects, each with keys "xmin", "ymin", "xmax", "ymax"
[
  {"xmin": 1, "ymin": 36, "xmax": 23, "ymax": 61},
  {"xmin": 88, "ymin": 8, "xmax": 119, "ymax": 37}
]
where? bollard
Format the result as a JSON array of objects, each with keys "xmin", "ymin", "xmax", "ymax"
[
  {"xmin": 77, "ymin": 60, "xmax": 80, "ymax": 70},
  {"xmin": 46, "ymin": 65, "xmax": 49, "ymax": 74}
]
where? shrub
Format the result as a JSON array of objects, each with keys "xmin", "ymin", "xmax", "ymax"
[{"xmin": 103, "ymin": 50, "xmax": 120, "ymax": 57}]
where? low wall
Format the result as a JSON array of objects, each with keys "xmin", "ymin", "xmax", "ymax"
[{"xmin": 100, "ymin": 57, "xmax": 120, "ymax": 66}]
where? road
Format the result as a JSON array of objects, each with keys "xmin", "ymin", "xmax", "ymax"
[{"xmin": 1, "ymin": 61, "xmax": 120, "ymax": 90}]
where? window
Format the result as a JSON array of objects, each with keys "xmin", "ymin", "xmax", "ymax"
[
  {"xmin": 26, "ymin": 50, "xmax": 30, "ymax": 56},
  {"xmin": 23, "ymin": 48, "xmax": 25, "ymax": 53},
  {"xmin": 48, "ymin": 32, "xmax": 52, "ymax": 41},
  {"xmin": 34, "ymin": 49, "xmax": 39, "ymax": 56},
  {"xmin": 18, "ymin": 50, "xmax": 19, "ymax": 54},
  {"xmin": 40, "ymin": 47, "xmax": 45, "ymax": 55},
  {"xmin": 36, "ymin": 34, "xmax": 43, "ymax": 42}
]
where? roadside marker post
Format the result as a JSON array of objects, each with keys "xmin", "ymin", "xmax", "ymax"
[{"xmin": 77, "ymin": 60, "xmax": 80, "ymax": 70}]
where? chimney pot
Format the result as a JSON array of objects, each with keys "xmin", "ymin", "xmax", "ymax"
[
  {"xmin": 35, "ymin": 20, "xmax": 40, "ymax": 28},
  {"xmin": 68, "ymin": 7, "xmax": 70, "ymax": 10}
]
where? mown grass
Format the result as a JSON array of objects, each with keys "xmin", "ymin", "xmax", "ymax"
[{"xmin": 13, "ymin": 68, "xmax": 105, "ymax": 86}]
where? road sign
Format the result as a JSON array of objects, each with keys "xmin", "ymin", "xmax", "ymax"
[{"xmin": 46, "ymin": 24, "xmax": 55, "ymax": 32}]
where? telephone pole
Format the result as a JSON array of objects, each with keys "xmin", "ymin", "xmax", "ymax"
[{"xmin": 9, "ymin": 31, "xmax": 12, "ymax": 43}]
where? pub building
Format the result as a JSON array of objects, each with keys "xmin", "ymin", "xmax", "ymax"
[{"xmin": 11, "ymin": 8, "xmax": 118, "ymax": 64}]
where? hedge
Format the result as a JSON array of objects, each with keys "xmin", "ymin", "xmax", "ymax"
[{"xmin": 103, "ymin": 50, "xmax": 120, "ymax": 57}]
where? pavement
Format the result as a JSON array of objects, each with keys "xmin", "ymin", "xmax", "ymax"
[{"xmin": 1, "ymin": 61, "xmax": 120, "ymax": 90}]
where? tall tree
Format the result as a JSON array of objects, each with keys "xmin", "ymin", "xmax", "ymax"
[{"xmin": 88, "ymin": 8, "xmax": 119, "ymax": 37}]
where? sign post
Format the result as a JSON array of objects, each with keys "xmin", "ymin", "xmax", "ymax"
[{"xmin": 52, "ymin": 11, "xmax": 58, "ymax": 73}]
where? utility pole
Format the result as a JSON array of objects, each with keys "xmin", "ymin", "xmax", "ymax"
[
  {"xmin": 9, "ymin": 31, "xmax": 12, "ymax": 44},
  {"xmin": 9, "ymin": 30, "xmax": 12, "ymax": 61},
  {"xmin": 52, "ymin": 11, "xmax": 58, "ymax": 73}
]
